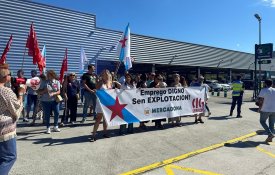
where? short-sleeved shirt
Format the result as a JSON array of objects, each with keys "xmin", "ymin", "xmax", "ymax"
[
  {"xmin": 259, "ymin": 87, "xmax": 275, "ymax": 112},
  {"xmin": 67, "ymin": 80, "xmax": 80, "ymax": 98},
  {"xmin": 39, "ymin": 79, "xmax": 60, "ymax": 102},
  {"xmin": 82, "ymin": 73, "xmax": 97, "ymax": 91}
]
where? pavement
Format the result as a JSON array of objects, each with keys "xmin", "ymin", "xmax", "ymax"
[{"xmin": 10, "ymin": 90, "xmax": 274, "ymax": 175}]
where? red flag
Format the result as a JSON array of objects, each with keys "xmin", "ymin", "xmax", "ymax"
[
  {"xmin": 60, "ymin": 48, "xmax": 68, "ymax": 82},
  {"xmin": 25, "ymin": 23, "xmax": 43, "ymax": 67},
  {"xmin": 0, "ymin": 35, "xmax": 13, "ymax": 64},
  {"xmin": 26, "ymin": 23, "xmax": 35, "ymax": 59}
]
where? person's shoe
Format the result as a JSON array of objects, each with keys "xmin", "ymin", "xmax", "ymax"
[
  {"xmin": 265, "ymin": 135, "xmax": 274, "ymax": 142},
  {"xmin": 236, "ymin": 115, "xmax": 242, "ymax": 118},
  {"xmin": 208, "ymin": 112, "xmax": 212, "ymax": 117},
  {"xmin": 59, "ymin": 122, "xmax": 65, "ymax": 127},
  {"xmin": 194, "ymin": 119, "xmax": 198, "ymax": 124},
  {"xmin": 81, "ymin": 118, "xmax": 86, "ymax": 123},
  {"xmin": 46, "ymin": 128, "xmax": 51, "ymax": 134},
  {"xmin": 198, "ymin": 119, "xmax": 204, "ymax": 124},
  {"xmin": 23, "ymin": 118, "xmax": 29, "ymax": 122},
  {"xmin": 53, "ymin": 127, "xmax": 61, "ymax": 132}
]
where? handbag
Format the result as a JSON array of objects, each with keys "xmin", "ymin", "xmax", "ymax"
[{"xmin": 55, "ymin": 94, "xmax": 63, "ymax": 103}]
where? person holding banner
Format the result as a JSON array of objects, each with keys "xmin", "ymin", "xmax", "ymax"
[
  {"xmin": 190, "ymin": 77, "xmax": 204, "ymax": 124},
  {"xmin": 90, "ymin": 69, "xmax": 121, "ymax": 142},
  {"xmin": 137, "ymin": 73, "xmax": 149, "ymax": 130},
  {"xmin": 0, "ymin": 64, "xmax": 25, "ymax": 175},
  {"xmin": 169, "ymin": 73, "xmax": 182, "ymax": 127},
  {"xmin": 38, "ymin": 70, "xmax": 61, "ymax": 134},
  {"xmin": 119, "ymin": 73, "xmax": 135, "ymax": 135},
  {"xmin": 150, "ymin": 74, "xmax": 167, "ymax": 129}
]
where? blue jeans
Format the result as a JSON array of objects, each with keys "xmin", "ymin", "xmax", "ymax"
[
  {"xmin": 82, "ymin": 91, "xmax": 97, "ymax": 119},
  {"xmin": 0, "ymin": 138, "xmax": 17, "ymax": 175},
  {"xmin": 260, "ymin": 112, "xmax": 275, "ymax": 136},
  {"xmin": 42, "ymin": 101, "xmax": 60, "ymax": 128},
  {"xmin": 26, "ymin": 94, "xmax": 37, "ymax": 118}
]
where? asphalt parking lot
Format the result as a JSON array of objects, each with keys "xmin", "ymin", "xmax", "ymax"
[{"xmin": 10, "ymin": 91, "xmax": 274, "ymax": 175}]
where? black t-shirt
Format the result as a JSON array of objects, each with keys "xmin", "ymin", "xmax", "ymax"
[{"xmin": 82, "ymin": 73, "xmax": 97, "ymax": 90}]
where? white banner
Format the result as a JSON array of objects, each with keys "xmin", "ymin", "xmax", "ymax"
[{"xmin": 96, "ymin": 87, "xmax": 206, "ymax": 126}]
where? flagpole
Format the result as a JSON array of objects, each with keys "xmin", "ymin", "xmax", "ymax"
[
  {"xmin": 114, "ymin": 61, "xmax": 121, "ymax": 77},
  {"xmin": 21, "ymin": 46, "xmax": 27, "ymax": 69}
]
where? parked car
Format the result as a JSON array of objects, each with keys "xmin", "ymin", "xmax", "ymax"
[
  {"xmin": 220, "ymin": 84, "xmax": 232, "ymax": 91},
  {"xmin": 205, "ymin": 80, "xmax": 222, "ymax": 91}
]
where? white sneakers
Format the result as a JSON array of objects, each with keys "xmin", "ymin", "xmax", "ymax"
[
  {"xmin": 46, "ymin": 128, "xmax": 51, "ymax": 134},
  {"xmin": 46, "ymin": 127, "xmax": 61, "ymax": 134},
  {"xmin": 53, "ymin": 127, "xmax": 61, "ymax": 132}
]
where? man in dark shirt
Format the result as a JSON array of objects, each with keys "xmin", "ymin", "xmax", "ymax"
[
  {"xmin": 11, "ymin": 69, "xmax": 28, "ymax": 122},
  {"xmin": 81, "ymin": 64, "xmax": 97, "ymax": 123}
]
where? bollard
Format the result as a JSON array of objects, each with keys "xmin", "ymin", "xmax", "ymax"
[
  {"xmin": 217, "ymin": 90, "xmax": 220, "ymax": 96},
  {"xmin": 224, "ymin": 89, "xmax": 227, "ymax": 97}
]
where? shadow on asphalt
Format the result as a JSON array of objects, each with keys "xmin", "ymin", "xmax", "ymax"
[
  {"xmin": 208, "ymin": 115, "xmax": 237, "ymax": 120},
  {"xmin": 249, "ymin": 107, "xmax": 259, "ymax": 112},
  {"xmin": 224, "ymin": 140, "xmax": 268, "ymax": 148},
  {"xmin": 16, "ymin": 121, "xmax": 198, "ymax": 146}
]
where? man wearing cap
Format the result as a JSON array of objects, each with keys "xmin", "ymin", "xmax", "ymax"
[
  {"xmin": 229, "ymin": 75, "xmax": 244, "ymax": 118},
  {"xmin": 81, "ymin": 64, "xmax": 97, "ymax": 123}
]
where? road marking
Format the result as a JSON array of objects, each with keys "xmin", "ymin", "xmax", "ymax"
[
  {"xmin": 120, "ymin": 132, "xmax": 257, "ymax": 175},
  {"xmin": 255, "ymin": 146, "xmax": 275, "ymax": 158},
  {"xmin": 164, "ymin": 164, "xmax": 222, "ymax": 175}
]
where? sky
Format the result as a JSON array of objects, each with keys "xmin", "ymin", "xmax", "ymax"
[{"xmin": 34, "ymin": 0, "xmax": 275, "ymax": 54}]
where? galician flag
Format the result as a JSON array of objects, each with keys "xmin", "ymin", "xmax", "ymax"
[
  {"xmin": 79, "ymin": 47, "xmax": 87, "ymax": 74},
  {"xmin": 116, "ymin": 23, "xmax": 132, "ymax": 70}
]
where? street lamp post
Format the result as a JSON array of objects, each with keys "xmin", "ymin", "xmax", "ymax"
[
  {"xmin": 254, "ymin": 13, "xmax": 262, "ymax": 96},
  {"xmin": 254, "ymin": 14, "xmax": 262, "ymax": 97}
]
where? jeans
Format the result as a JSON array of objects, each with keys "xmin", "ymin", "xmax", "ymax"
[
  {"xmin": 42, "ymin": 101, "xmax": 60, "ymax": 128},
  {"xmin": 82, "ymin": 91, "xmax": 97, "ymax": 119},
  {"xmin": 230, "ymin": 96, "xmax": 243, "ymax": 116},
  {"xmin": 260, "ymin": 112, "xmax": 275, "ymax": 136},
  {"xmin": 0, "ymin": 138, "xmax": 17, "ymax": 175},
  {"xmin": 26, "ymin": 94, "xmax": 37, "ymax": 118}
]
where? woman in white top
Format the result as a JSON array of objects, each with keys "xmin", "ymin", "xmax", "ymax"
[
  {"xmin": 91, "ymin": 69, "xmax": 121, "ymax": 142},
  {"xmin": 169, "ymin": 73, "xmax": 182, "ymax": 127},
  {"xmin": 119, "ymin": 73, "xmax": 136, "ymax": 135}
]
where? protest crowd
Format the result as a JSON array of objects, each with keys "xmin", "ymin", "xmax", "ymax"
[{"xmin": 0, "ymin": 22, "xmax": 274, "ymax": 175}]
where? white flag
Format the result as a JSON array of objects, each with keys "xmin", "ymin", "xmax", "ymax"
[{"xmin": 80, "ymin": 47, "xmax": 88, "ymax": 74}]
